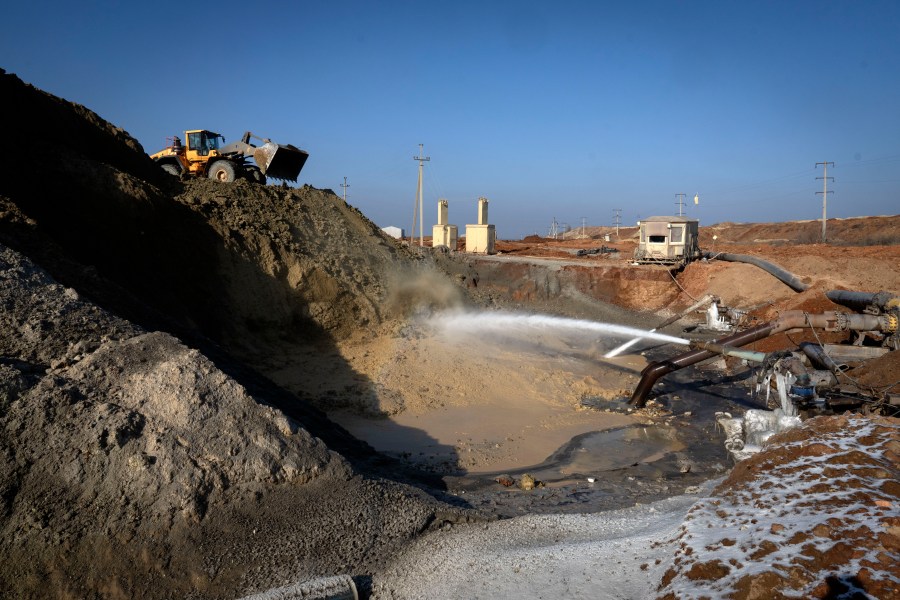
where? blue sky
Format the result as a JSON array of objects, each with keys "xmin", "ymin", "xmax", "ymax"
[{"xmin": 2, "ymin": 1, "xmax": 898, "ymax": 238}]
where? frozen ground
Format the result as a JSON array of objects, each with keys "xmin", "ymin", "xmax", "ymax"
[
  {"xmin": 370, "ymin": 481, "xmax": 718, "ymax": 599},
  {"xmin": 370, "ymin": 413, "xmax": 899, "ymax": 600}
]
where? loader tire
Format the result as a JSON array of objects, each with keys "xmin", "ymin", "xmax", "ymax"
[
  {"xmin": 208, "ymin": 160, "xmax": 238, "ymax": 183},
  {"xmin": 160, "ymin": 163, "xmax": 181, "ymax": 176}
]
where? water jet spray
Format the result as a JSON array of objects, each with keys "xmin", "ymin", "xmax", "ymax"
[{"xmin": 432, "ymin": 311, "xmax": 691, "ymax": 348}]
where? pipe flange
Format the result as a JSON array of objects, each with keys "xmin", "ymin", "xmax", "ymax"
[
  {"xmin": 834, "ymin": 312, "xmax": 850, "ymax": 331},
  {"xmin": 886, "ymin": 313, "xmax": 899, "ymax": 333}
]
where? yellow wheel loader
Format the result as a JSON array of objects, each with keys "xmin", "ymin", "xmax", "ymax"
[{"xmin": 150, "ymin": 130, "xmax": 309, "ymax": 184}]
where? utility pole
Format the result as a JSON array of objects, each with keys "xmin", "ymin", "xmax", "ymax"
[
  {"xmin": 816, "ymin": 161, "xmax": 834, "ymax": 243},
  {"xmin": 613, "ymin": 208, "xmax": 622, "ymax": 237},
  {"xmin": 412, "ymin": 144, "xmax": 430, "ymax": 247},
  {"xmin": 581, "ymin": 217, "xmax": 587, "ymax": 238},
  {"xmin": 341, "ymin": 177, "xmax": 349, "ymax": 203},
  {"xmin": 675, "ymin": 193, "xmax": 686, "ymax": 216}
]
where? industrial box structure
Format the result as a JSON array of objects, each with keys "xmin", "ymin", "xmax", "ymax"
[
  {"xmin": 432, "ymin": 199, "xmax": 458, "ymax": 250},
  {"xmin": 465, "ymin": 197, "xmax": 496, "ymax": 254},
  {"xmin": 381, "ymin": 226, "xmax": 404, "ymax": 239},
  {"xmin": 634, "ymin": 216, "xmax": 701, "ymax": 265}
]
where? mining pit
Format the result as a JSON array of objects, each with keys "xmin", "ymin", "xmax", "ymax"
[{"xmin": 0, "ymin": 68, "xmax": 898, "ymax": 599}]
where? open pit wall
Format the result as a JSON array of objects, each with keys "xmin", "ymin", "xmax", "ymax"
[{"xmin": 454, "ymin": 254, "xmax": 682, "ymax": 318}]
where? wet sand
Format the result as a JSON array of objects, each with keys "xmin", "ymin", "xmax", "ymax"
[{"xmin": 330, "ymin": 312, "xmax": 660, "ymax": 475}]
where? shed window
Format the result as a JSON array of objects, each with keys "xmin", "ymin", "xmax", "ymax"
[
  {"xmin": 670, "ymin": 226, "xmax": 684, "ymax": 243},
  {"xmin": 649, "ymin": 235, "xmax": 666, "ymax": 243}
]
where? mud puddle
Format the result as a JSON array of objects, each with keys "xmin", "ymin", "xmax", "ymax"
[
  {"xmin": 331, "ymin": 402, "xmax": 639, "ymax": 475},
  {"xmin": 442, "ymin": 363, "xmax": 759, "ymax": 517},
  {"xmin": 323, "ymin": 313, "xmax": 758, "ymax": 517},
  {"xmin": 327, "ymin": 311, "xmax": 661, "ymax": 475}
]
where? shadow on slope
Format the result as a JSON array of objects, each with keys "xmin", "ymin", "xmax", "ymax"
[{"xmin": 0, "ymin": 68, "xmax": 463, "ymax": 493}]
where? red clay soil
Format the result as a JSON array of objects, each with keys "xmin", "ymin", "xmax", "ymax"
[
  {"xmin": 491, "ymin": 219, "xmax": 900, "ymax": 394},
  {"xmin": 657, "ymin": 414, "xmax": 900, "ymax": 600}
]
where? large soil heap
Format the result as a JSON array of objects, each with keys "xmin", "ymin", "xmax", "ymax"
[{"xmin": 0, "ymin": 68, "xmax": 468, "ymax": 598}]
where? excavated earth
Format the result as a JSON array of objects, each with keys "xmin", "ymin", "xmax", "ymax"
[{"xmin": 0, "ymin": 67, "xmax": 898, "ymax": 599}]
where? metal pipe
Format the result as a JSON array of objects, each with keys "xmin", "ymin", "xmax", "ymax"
[
  {"xmin": 825, "ymin": 290, "xmax": 900, "ymax": 313},
  {"xmin": 629, "ymin": 322, "xmax": 776, "ymax": 406},
  {"xmin": 797, "ymin": 311, "xmax": 893, "ymax": 333},
  {"xmin": 800, "ymin": 342, "xmax": 848, "ymax": 372},
  {"xmin": 628, "ymin": 310, "xmax": 894, "ymax": 407},
  {"xmin": 688, "ymin": 340, "xmax": 768, "ymax": 363},
  {"xmin": 703, "ymin": 252, "xmax": 809, "ymax": 292},
  {"xmin": 605, "ymin": 294, "xmax": 716, "ymax": 358}
]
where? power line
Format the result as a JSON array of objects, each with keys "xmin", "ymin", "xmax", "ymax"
[
  {"xmin": 839, "ymin": 153, "xmax": 900, "ymax": 169},
  {"xmin": 816, "ymin": 161, "xmax": 835, "ymax": 243},
  {"xmin": 675, "ymin": 193, "xmax": 686, "ymax": 216},
  {"xmin": 548, "ymin": 217, "xmax": 559, "ymax": 239}
]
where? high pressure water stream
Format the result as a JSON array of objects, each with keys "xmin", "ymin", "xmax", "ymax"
[
  {"xmin": 331, "ymin": 310, "xmax": 689, "ymax": 478},
  {"xmin": 432, "ymin": 312, "xmax": 690, "ymax": 348}
]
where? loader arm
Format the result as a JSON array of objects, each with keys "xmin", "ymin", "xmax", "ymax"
[
  {"xmin": 221, "ymin": 131, "xmax": 308, "ymax": 182},
  {"xmin": 241, "ymin": 131, "xmax": 272, "ymax": 145}
]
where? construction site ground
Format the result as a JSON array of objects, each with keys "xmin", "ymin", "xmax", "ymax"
[{"xmin": 0, "ymin": 67, "xmax": 897, "ymax": 599}]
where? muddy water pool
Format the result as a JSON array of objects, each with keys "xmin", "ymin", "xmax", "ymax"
[{"xmin": 325, "ymin": 312, "xmax": 752, "ymax": 515}]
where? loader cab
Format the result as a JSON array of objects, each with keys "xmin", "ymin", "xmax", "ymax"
[{"xmin": 185, "ymin": 130, "xmax": 223, "ymax": 157}]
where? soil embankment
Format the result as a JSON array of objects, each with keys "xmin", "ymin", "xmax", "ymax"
[{"xmin": 0, "ymin": 68, "xmax": 472, "ymax": 599}]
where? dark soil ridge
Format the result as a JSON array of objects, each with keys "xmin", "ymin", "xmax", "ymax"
[{"xmin": 0, "ymin": 68, "xmax": 476, "ymax": 599}]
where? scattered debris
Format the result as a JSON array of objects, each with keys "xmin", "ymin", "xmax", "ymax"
[
  {"xmin": 575, "ymin": 245, "xmax": 617, "ymax": 257},
  {"xmin": 517, "ymin": 473, "xmax": 545, "ymax": 490},
  {"xmin": 495, "ymin": 474, "xmax": 515, "ymax": 487}
]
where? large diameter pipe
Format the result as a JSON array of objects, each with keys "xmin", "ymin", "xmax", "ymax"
[
  {"xmin": 628, "ymin": 310, "xmax": 895, "ymax": 407},
  {"xmin": 629, "ymin": 322, "xmax": 776, "ymax": 407},
  {"xmin": 825, "ymin": 290, "xmax": 900, "ymax": 313},
  {"xmin": 798, "ymin": 311, "xmax": 894, "ymax": 333},
  {"xmin": 800, "ymin": 342, "xmax": 848, "ymax": 372},
  {"xmin": 688, "ymin": 340, "xmax": 768, "ymax": 363},
  {"xmin": 704, "ymin": 252, "xmax": 809, "ymax": 292}
]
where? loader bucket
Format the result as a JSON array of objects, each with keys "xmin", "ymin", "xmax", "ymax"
[{"xmin": 252, "ymin": 142, "xmax": 309, "ymax": 181}]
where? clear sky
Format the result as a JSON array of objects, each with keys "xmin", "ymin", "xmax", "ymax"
[{"xmin": 2, "ymin": 1, "xmax": 898, "ymax": 239}]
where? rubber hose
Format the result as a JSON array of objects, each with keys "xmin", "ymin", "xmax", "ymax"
[
  {"xmin": 825, "ymin": 290, "xmax": 899, "ymax": 312},
  {"xmin": 703, "ymin": 252, "xmax": 809, "ymax": 292}
]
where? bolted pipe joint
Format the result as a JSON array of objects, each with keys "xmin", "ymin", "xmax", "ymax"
[{"xmin": 629, "ymin": 309, "xmax": 900, "ymax": 408}]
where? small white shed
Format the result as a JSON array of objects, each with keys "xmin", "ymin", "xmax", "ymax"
[
  {"xmin": 634, "ymin": 216, "xmax": 700, "ymax": 265},
  {"xmin": 381, "ymin": 226, "xmax": 405, "ymax": 239}
]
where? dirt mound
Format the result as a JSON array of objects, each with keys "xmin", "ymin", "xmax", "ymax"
[
  {"xmin": 702, "ymin": 215, "xmax": 900, "ymax": 246},
  {"xmin": 0, "ymin": 69, "xmax": 458, "ymax": 353},
  {"xmin": 0, "ymin": 241, "xmax": 469, "ymax": 598},
  {"xmin": 657, "ymin": 414, "xmax": 899, "ymax": 599},
  {"xmin": 0, "ymin": 70, "xmax": 474, "ymax": 598}
]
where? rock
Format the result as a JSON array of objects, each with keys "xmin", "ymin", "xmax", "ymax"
[{"xmin": 495, "ymin": 474, "xmax": 515, "ymax": 487}]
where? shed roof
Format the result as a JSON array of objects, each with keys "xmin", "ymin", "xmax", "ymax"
[{"xmin": 640, "ymin": 216, "xmax": 699, "ymax": 224}]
